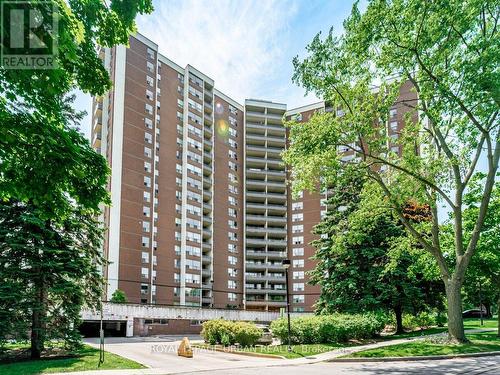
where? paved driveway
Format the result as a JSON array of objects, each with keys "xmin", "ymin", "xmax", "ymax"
[{"xmin": 84, "ymin": 336, "xmax": 277, "ymax": 371}]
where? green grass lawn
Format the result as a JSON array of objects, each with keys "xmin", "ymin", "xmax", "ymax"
[
  {"xmin": 381, "ymin": 317, "xmax": 497, "ymax": 341},
  {"xmin": 463, "ymin": 317, "xmax": 498, "ymax": 329},
  {"xmin": 193, "ymin": 343, "xmax": 348, "ymax": 359},
  {"xmin": 346, "ymin": 331, "xmax": 500, "ymax": 358},
  {"xmin": 0, "ymin": 344, "xmax": 145, "ymax": 375}
]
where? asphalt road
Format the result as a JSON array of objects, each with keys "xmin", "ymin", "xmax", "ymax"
[
  {"xmin": 81, "ymin": 336, "xmax": 500, "ymax": 375},
  {"xmin": 180, "ymin": 356, "xmax": 500, "ymax": 375}
]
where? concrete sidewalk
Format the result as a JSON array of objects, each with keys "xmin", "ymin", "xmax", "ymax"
[{"xmin": 57, "ymin": 329, "xmax": 496, "ymax": 375}]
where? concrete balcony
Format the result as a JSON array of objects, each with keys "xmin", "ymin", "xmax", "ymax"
[
  {"xmin": 204, "ymin": 114, "xmax": 213, "ymax": 126},
  {"xmin": 245, "ymin": 262, "xmax": 285, "ymax": 271},
  {"xmin": 202, "ymin": 297, "xmax": 212, "ymax": 304},
  {"xmin": 245, "ymin": 226, "xmax": 286, "ymax": 235},
  {"xmin": 92, "ymin": 132, "xmax": 102, "ymax": 148},
  {"xmin": 245, "ymin": 299, "xmax": 287, "ymax": 307},
  {"xmin": 245, "ymin": 274, "xmax": 286, "ymax": 283},
  {"xmin": 245, "ymin": 287, "xmax": 286, "ymax": 295},
  {"xmin": 246, "ymin": 238, "xmax": 287, "ymax": 247},
  {"xmin": 203, "ymin": 164, "xmax": 212, "ymax": 176},
  {"xmin": 267, "ymin": 128, "xmax": 286, "ymax": 139},
  {"xmin": 246, "ymin": 203, "xmax": 286, "ymax": 213},
  {"xmin": 245, "ymin": 111, "xmax": 266, "ymax": 121},
  {"xmin": 202, "ymin": 255, "xmax": 212, "ymax": 265},
  {"xmin": 202, "ymin": 269, "xmax": 211, "ymax": 277},
  {"xmin": 203, "ymin": 139, "xmax": 212, "ymax": 151},
  {"xmin": 246, "ymin": 214, "xmax": 287, "ymax": 224}
]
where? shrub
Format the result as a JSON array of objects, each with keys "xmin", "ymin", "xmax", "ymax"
[
  {"xmin": 110, "ymin": 289, "xmax": 128, "ymax": 303},
  {"xmin": 201, "ymin": 319, "xmax": 236, "ymax": 345},
  {"xmin": 403, "ymin": 311, "xmax": 442, "ymax": 330},
  {"xmin": 415, "ymin": 311, "xmax": 435, "ymax": 329},
  {"xmin": 201, "ymin": 319, "xmax": 262, "ymax": 346},
  {"xmin": 234, "ymin": 322, "xmax": 263, "ymax": 346},
  {"xmin": 270, "ymin": 313, "xmax": 389, "ymax": 345}
]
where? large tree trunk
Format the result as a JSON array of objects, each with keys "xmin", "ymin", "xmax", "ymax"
[
  {"xmin": 31, "ymin": 281, "xmax": 47, "ymax": 359},
  {"xmin": 445, "ymin": 280, "xmax": 467, "ymax": 343},
  {"xmin": 394, "ymin": 304, "xmax": 404, "ymax": 334},
  {"xmin": 497, "ymin": 278, "xmax": 500, "ymax": 338},
  {"xmin": 497, "ymin": 295, "xmax": 500, "ymax": 338}
]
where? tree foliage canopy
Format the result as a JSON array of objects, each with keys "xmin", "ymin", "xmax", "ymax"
[
  {"xmin": 310, "ymin": 168, "xmax": 444, "ymax": 332},
  {"xmin": 0, "ymin": 0, "xmax": 153, "ymax": 358},
  {"xmin": 284, "ymin": 0, "xmax": 499, "ymax": 342}
]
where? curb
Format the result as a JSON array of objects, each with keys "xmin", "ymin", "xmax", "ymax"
[
  {"xmin": 328, "ymin": 350, "xmax": 500, "ymax": 362},
  {"xmin": 191, "ymin": 345, "xmax": 285, "ymax": 359}
]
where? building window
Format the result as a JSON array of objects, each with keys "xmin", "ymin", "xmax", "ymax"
[
  {"xmin": 228, "ymin": 256, "xmax": 237, "ymax": 265},
  {"xmin": 390, "ymin": 121, "xmax": 398, "ymax": 131},
  {"xmin": 293, "ymin": 271, "xmax": 304, "ymax": 280},
  {"xmin": 143, "ymin": 206, "xmax": 150, "ymax": 217},
  {"xmin": 293, "ymin": 259, "xmax": 304, "ymax": 268},
  {"xmin": 228, "ymin": 280, "xmax": 237, "ymax": 289},
  {"xmin": 147, "ymin": 48, "xmax": 155, "ymax": 59},
  {"xmin": 141, "ymin": 267, "xmax": 149, "ymax": 279},
  {"xmin": 142, "ymin": 221, "xmax": 150, "ymax": 233},
  {"xmin": 292, "ymin": 247, "xmax": 304, "ymax": 256},
  {"xmin": 292, "ymin": 213, "xmax": 303, "ymax": 222},
  {"xmin": 292, "ymin": 236, "xmax": 304, "ymax": 245},
  {"xmin": 144, "ymin": 176, "xmax": 151, "ymax": 187},
  {"xmin": 142, "ymin": 236, "xmax": 149, "ymax": 247},
  {"xmin": 144, "ymin": 147, "xmax": 152, "ymax": 158},
  {"xmin": 293, "ymin": 295, "xmax": 305, "ymax": 304},
  {"xmin": 293, "ymin": 283, "xmax": 304, "ymax": 292},
  {"xmin": 389, "ymin": 108, "xmax": 397, "ymax": 118},
  {"xmin": 292, "ymin": 202, "xmax": 303, "ymax": 211},
  {"xmin": 228, "ymin": 293, "xmax": 237, "ymax": 301},
  {"xmin": 292, "ymin": 224, "xmax": 303, "ymax": 233},
  {"xmin": 228, "ymin": 268, "xmax": 237, "ymax": 277},
  {"xmin": 141, "ymin": 251, "xmax": 149, "ymax": 264}
]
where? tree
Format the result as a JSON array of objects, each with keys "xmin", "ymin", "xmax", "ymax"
[
  {"xmin": 0, "ymin": 0, "xmax": 153, "ymax": 359},
  {"xmin": 110, "ymin": 289, "xmax": 128, "ymax": 304},
  {"xmin": 0, "ymin": 0, "xmax": 153, "ymax": 119},
  {"xmin": 284, "ymin": 0, "xmax": 499, "ymax": 342},
  {"xmin": 460, "ymin": 174, "xmax": 499, "ymax": 335},
  {"xmin": 0, "ymin": 200, "xmax": 105, "ymax": 357},
  {"xmin": 310, "ymin": 169, "xmax": 444, "ymax": 333},
  {"xmin": 0, "ymin": 104, "xmax": 110, "ymax": 358}
]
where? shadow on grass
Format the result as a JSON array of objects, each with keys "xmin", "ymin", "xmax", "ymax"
[
  {"xmin": 349, "ymin": 331, "xmax": 500, "ymax": 358},
  {"xmin": 0, "ymin": 345, "xmax": 144, "ymax": 375}
]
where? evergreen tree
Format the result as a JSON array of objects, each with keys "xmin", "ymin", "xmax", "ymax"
[{"xmin": 310, "ymin": 169, "xmax": 444, "ymax": 333}]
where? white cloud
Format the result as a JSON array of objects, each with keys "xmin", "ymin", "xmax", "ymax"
[{"xmin": 136, "ymin": 0, "xmax": 303, "ymax": 105}]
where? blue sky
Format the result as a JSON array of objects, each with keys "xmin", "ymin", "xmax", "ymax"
[{"xmin": 77, "ymin": 0, "xmax": 357, "ymax": 139}]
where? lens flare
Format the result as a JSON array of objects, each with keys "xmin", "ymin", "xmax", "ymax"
[
  {"xmin": 215, "ymin": 102, "xmax": 224, "ymax": 115},
  {"xmin": 216, "ymin": 119, "xmax": 229, "ymax": 139}
]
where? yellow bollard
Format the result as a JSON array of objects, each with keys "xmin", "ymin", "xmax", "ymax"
[{"xmin": 177, "ymin": 337, "xmax": 193, "ymax": 358}]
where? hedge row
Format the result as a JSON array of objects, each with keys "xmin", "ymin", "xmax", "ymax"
[
  {"xmin": 270, "ymin": 313, "xmax": 389, "ymax": 344},
  {"xmin": 201, "ymin": 319, "xmax": 262, "ymax": 346},
  {"xmin": 402, "ymin": 311, "xmax": 446, "ymax": 330}
]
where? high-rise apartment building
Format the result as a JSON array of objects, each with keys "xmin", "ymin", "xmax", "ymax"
[{"xmin": 92, "ymin": 33, "xmax": 417, "ymax": 312}]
